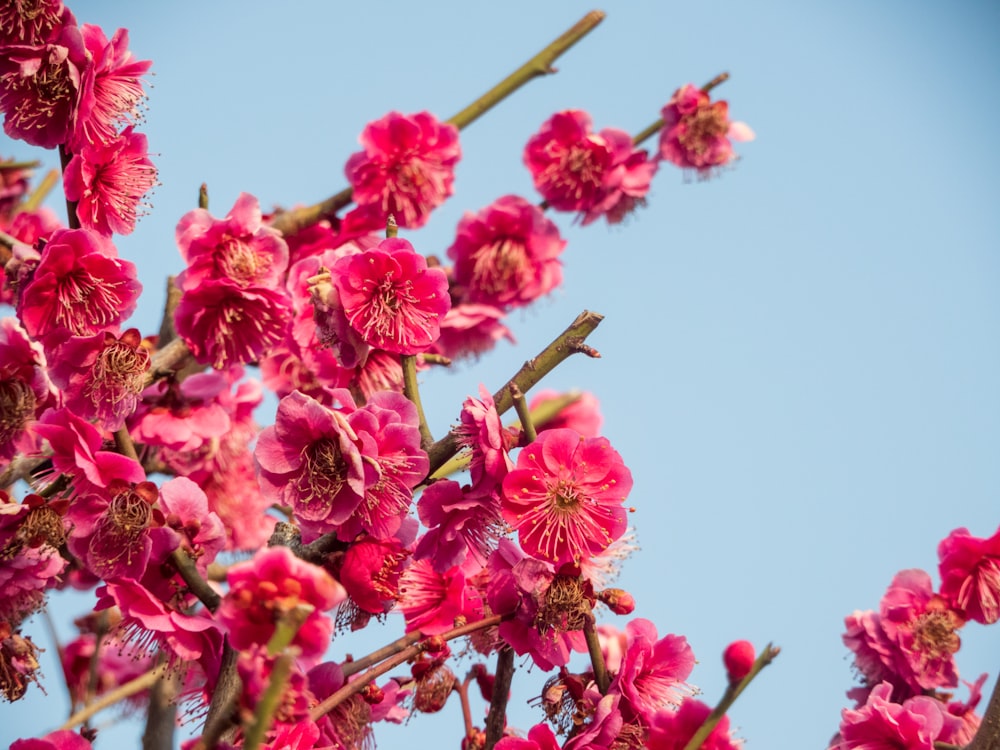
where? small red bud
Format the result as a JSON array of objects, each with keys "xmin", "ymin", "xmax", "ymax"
[
  {"xmin": 598, "ymin": 588, "xmax": 636, "ymax": 615},
  {"xmin": 723, "ymin": 640, "xmax": 755, "ymax": 683}
]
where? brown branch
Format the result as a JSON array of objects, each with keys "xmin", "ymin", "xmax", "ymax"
[
  {"xmin": 968, "ymin": 669, "xmax": 1000, "ymax": 750},
  {"xmin": 484, "ymin": 647, "xmax": 515, "ymax": 750}
]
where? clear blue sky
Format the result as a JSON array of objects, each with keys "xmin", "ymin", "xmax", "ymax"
[{"xmin": 3, "ymin": 1, "xmax": 999, "ymax": 748}]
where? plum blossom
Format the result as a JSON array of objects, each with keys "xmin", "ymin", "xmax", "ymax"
[
  {"xmin": 646, "ymin": 697, "xmax": 740, "ymax": 750},
  {"xmin": 502, "ymin": 428, "xmax": 632, "ymax": 566},
  {"xmin": 63, "ymin": 126, "xmax": 157, "ymax": 236},
  {"xmin": 429, "ymin": 302, "xmax": 514, "ymax": 362},
  {"xmin": 0, "ymin": 317, "xmax": 53, "ymax": 462},
  {"xmin": 447, "ymin": 195, "xmax": 565, "ymax": 309},
  {"xmin": 0, "ymin": 1, "xmax": 74, "ymax": 47},
  {"xmin": 0, "ymin": 25, "xmax": 86, "ymax": 148},
  {"xmin": 70, "ymin": 24, "xmax": 151, "ymax": 150},
  {"xmin": 8, "ymin": 729, "xmax": 93, "ymax": 750},
  {"xmin": 833, "ymin": 681, "xmax": 944, "ymax": 750},
  {"xmin": 397, "ymin": 558, "xmax": 474, "ymax": 635},
  {"xmin": 343, "ymin": 110, "xmax": 461, "ymax": 230},
  {"xmin": 658, "ymin": 83, "xmax": 754, "ymax": 175},
  {"xmin": 332, "ymin": 237, "xmax": 450, "ymax": 355},
  {"xmin": 415, "ymin": 478, "xmax": 503, "ymax": 573},
  {"xmin": 609, "ymin": 618, "xmax": 695, "ymax": 724},
  {"xmin": 218, "ymin": 546, "xmax": 346, "ymax": 666},
  {"xmin": 530, "ymin": 389, "xmax": 603, "ymax": 438},
  {"xmin": 937, "ymin": 525, "xmax": 1000, "ymax": 624}
]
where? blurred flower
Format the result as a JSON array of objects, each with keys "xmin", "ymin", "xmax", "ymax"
[
  {"xmin": 937, "ymin": 525, "xmax": 1000, "ymax": 624},
  {"xmin": 658, "ymin": 83, "xmax": 754, "ymax": 175}
]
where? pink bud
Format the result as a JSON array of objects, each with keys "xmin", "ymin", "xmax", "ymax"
[
  {"xmin": 598, "ymin": 588, "xmax": 636, "ymax": 615},
  {"xmin": 723, "ymin": 640, "xmax": 755, "ymax": 683}
]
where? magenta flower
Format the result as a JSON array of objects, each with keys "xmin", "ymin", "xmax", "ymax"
[
  {"xmin": 647, "ymin": 698, "xmax": 740, "ymax": 750},
  {"xmin": 33, "ymin": 407, "xmax": 145, "ymax": 495},
  {"xmin": 447, "ymin": 195, "xmax": 565, "ymax": 310},
  {"xmin": 502, "ymin": 428, "xmax": 632, "ymax": 566},
  {"xmin": 0, "ymin": 26, "xmax": 86, "ymax": 148},
  {"xmin": 415, "ymin": 478, "xmax": 502, "ymax": 573},
  {"xmin": 15, "ymin": 227, "xmax": 140, "ymax": 345},
  {"xmin": 835, "ymin": 681, "xmax": 944, "ymax": 750},
  {"xmin": 0, "ymin": 317, "xmax": 54, "ymax": 462},
  {"xmin": 218, "ymin": 546, "xmax": 346, "ymax": 665},
  {"xmin": 658, "ymin": 84, "xmax": 755, "ymax": 175},
  {"xmin": 255, "ymin": 390, "xmax": 368, "ymax": 538},
  {"xmin": 609, "ymin": 618, "xmax": 695, "ymax": 724},
  {"xmin": 937, "ymin": 525, "xmax": 1000, "ymax": 624},
  {"xmin": 344, "ymin": 110, "xmax": 461, "ymax": 230},
  {"xmin": 723, "ymin": 640, "xmax": 756, "ymax": 684},
  {"xmin": 398, "ymin": 558, "xmax": 470, "ymax": 635},
  {"xmin": 495, "ymin": 723, "xmax": 561, "ymax": 750},
  {"xmin": 174, "ymin": 279, "xmax": 292, "ymax": 369},
  {"xmin": 0, "ymin": 1, "xmax": 74, "ymax": 47},
  {"xmin": 9, "ymin": 729, "xmax": 94, "ymax": 750},
  {"xmin": 175, "ymin": 192, "xmax": 289, "ymax": 292},
  {"xmin": 529, "ymin": 389, "xmax": 603, "ymax": 438},
  {"xmin": 48, "ymin": 328, "xmax": 150, "ymax": 431},
  {"xmin": 430, "ymin": 302, "xmax": 514, "ymax": 362},
  {"xmin": 524, "ymin": 110, "xmax": 650, "ymax": 223},
  {"xmin": 63, "ymin": 126, "xmax": 157, "ymax": 236},
  {"xmin": 337, "ymin": 535, "xmax": 409, "ymax": 615},
  {"xmin": 453, "ymin": 384, "xmax": 514, "ymax": 497},
  {"xmin": 332, "ymin": 237, "xmax": 450, "ymax": 355},
  {"xmin": 65, "ymin": 478, "xmax": 178, "ymax": 581},
  {"xmin": 0, "ymin": 536, "xmax": 66, "ymax": 626},
  {"xmin": 70, "ymin": 25, "xmax": 151, "ymax": 150},
  {"xmin": 157, "ymin": 476, "xmax": 226, "ymax": 575},
  {"xmin": 130, "ymin": 370, "xmax": 234, "ymax": 454}
]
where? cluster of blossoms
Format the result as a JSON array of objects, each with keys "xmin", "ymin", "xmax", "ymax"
[
  {"xmin": 829, "ymin": 524, "xmax": 1000, "ymax": 748},
  {"xmin": 4, "ymin": 3, "xmax": 985, "ymax": 750}
]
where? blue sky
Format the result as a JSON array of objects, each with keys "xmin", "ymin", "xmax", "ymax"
[{"xmin": 2, "ymin": 1, "xmax": 999, "ymax": 748}]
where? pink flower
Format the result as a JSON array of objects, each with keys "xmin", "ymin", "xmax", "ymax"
[
  {"xmin": 174, "ymin": 279, "xmax": 292, "ymax": 369},
  {"xmin": 495, "ymin": 722, "xmax": 561, "ymax": 750},
  {"xmin": 447, "ymin": 195, "xmax": 565, "ymax": 309},
  {"xmin": 430, "ymin": 302, "xmax": 514, "ymax": 362},
  {"xmin": 48, "ymin": 328, "xmax": 150, "ymax": 431},
  {"xmin": 157, "ymin": 476, "xmax": 226, "ymax": 575},
  {"xmin": 610, "ymin": 618, "xmax": 695, "ymax": 724},
  {"xmin": 0, "ymin": 317, "xmax": 53, "ymax": 462},
  {"xmin": 415, "ymin": 478, "xmax": 502, "ymax": 573},
  {"xmin": 502, "ymin": 428, "xmax": 632, "ymax": 566},
  {"xmin": 61, "ymin": 630, "xmax": 153, "ymax": 707},
  {"xmin": 63, "ymin": 126, "xmax": 157, "ymax": 236},
  {"xmin": 218, "ymin": 546, "xmax": 346, "ymax": 665},
  {"xmin": 835, "ymin": 681, "xmax": 944, "ymax": 750},
  {"xmin": 529, "ymin": 389, "xmax": 603, "ymax": 438},
  {"xmin": 238, "ymin": 644, "xmax": 311, "ymax": 723},
  {"xmin": 129, "ymin": 370, "xmax": 234, "ymax": 454},
  {"xmin": 344, "ymin": 110, "xmax": 461, "ymax": 230},
  {"xmin": 332, "ymin": 237, "xmax": 450, "ymax": 355},
  {"xmin": 647, "ymin": 698, "xmax": 740, "ymax": 750},
  {"xmin": 9, "ymin": 729, "xmax": 93, "ymax": 750},
  {"xmin": 0, "ymin": 538, "xmax": 66, "ymax": 625},
  {"xmin": 70, "ymin": 25, "xmax": 151, "ymax": 150},
  {"xmin": 0, "ymin": 626, "xmax": 43, "ymax": 702},
  {"xmin": 175, "ymin": 192, "xmax": 289, "ymax": 292},
  {"xmin": 300, "ymin": 247, "xmax": 371, "ymax": 370},
  {"xmin": 658, "ymin": 84, "xmax": 755, "ymax": 174},
  {"xmin": 33, "ymin": 407, "xmax": 145, "ymax": 494},
  {"xmin": 398, "ymin": 558, "xmax": 471, "ymax": 635},
  {"xmin": 453, "ymin": 384, "xmax": 515, "ymax": 496},
  {"xmin": 15, "ymin": 228, "xmax": 141, "ymax": 345},
  {"xmin": 0, "ymin": 26, "xmax": 86, "ymax": 148},
  {"xmin": 937, "ymin": 525, "xmax": 1000, "ymax": 624},
  {"xmin": 336, "ymin": 535, "xmax": 409, "ymax": 615},
  {"xmin": 523, "ymin": 110, "xmax": 651, "ymax": 222},
  {"xmin": 65, "ymin": 478, "xmax": 178, "ymax": 581},
  {"xmin": 0, "ymin": 1, "xmax": 74, "ymax": 47}
]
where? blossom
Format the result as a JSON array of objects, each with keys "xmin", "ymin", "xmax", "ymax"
[
  {"xmin": 658, "ymin": 84, "xmax": 755, "ymax": 174},
  {"xmin": 63, "ymin": 126, "xmax": 157, "ymax": 236},
  {"xmin": 9, "ymin": 729, "xmax": 93, "ymax": 750},
  {"xmin": 834, "ymin": 681, "xmax": 944, "ymax": 750},
  {"xmin": 0, "ymin": 26, "xmax": 86, "ymax": 148},
  {"xmin": 0, "ymin": 625, "xmax": 42, "ymax": 702},
  {"xmin": 415, "ymin": 478, "xmax": 503, "ymax": 573},
  {"xmin": 175, "ymin": 192, "xmax": 289, "ymax": 292},
  {"xmin": 61, "ymin": 630, "xmax": 153, "ymax": 707},
  {"xmin": 0, "ymin": 317, "xmax": 53, "ymax": 462},
  {"xmin": 0, "ymin": 537, "xmax": 66, "ymax": 625},
  {"xmin": 15, "ymin": 228, "xmax": 140, "ymax": 345},
  {"xmin": 502, "ymin": 428, "xmax": 632, "ymax": 566},
  {"xmin": 610, "ymin": 618, "xmax": 695, "ymax": 724},
  {"xmin": 65, "ymin": 478, "xmax": 178, "ymax": 581},
  {"xmin": 453, "ymin": 384, "xmax": 515, "ymax": 496},
  {"xmin": 332, "ymin": 237, "xmax": 450, "ymax": 354},
  {"xmin": 48, "ymin": 328, "xmax": 150, "ymax": 431},
  {"xmin": 70, "ymin": 24, "xmax": 151, "ymax": 150},
  {"xmin": 218, "ymin": 546, "xmax": 346, "ymax": 665},
  {"xmin": 447, "ymin": 195, "xmax": 565, "ymax": 309},
  {"xmin": 529, "ymin": 389, "xmax": 603, "ymax": 438},
  {"xmin": 524, "ymin": 110, "xmax": 651, "ymax": 222},
  {"xmin": 429, "ymin": 302, "xmax": 514, "ymax": 362},
  {"xmin": 343, "ymin": 110, "xmax": 461, "ymax": 230},
  {"xmin": 336, "ymin": 535, "xmax": 409, "ymax": 615},
  {"xmin": 937, "ymin": 525, "xmax": 1000, "ymax": 624},
  {"xmin": 157, "ymin": 476, "xmax": 226, "ymax": 575},
  {"xmin": 647, "ymin": 698, "xmax": 740, "ymax": 750},
  {"xmin": 495, "ymin": 722, "xmax": 562, "ymax": 750},
  {"xmin": 174, "ymin": 279, "xmax": 292, "ymax": 369},
  {"xmin": 397, "ymin": 558, "xmax": 470, "ymax": 635},
  {"xmin": 0, "ymin": 1, "xmax": 74, "ymax": 47}
]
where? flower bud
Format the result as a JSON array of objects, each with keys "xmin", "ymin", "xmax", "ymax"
[
  {"xmin": 723, "ymin": 640, "xmax": 755, "ymax": 683},
  {"xmin": 598, "ymin": 588, "xmax": 636, "ymax": 615}
]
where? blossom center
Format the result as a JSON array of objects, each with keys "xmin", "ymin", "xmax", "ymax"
[
  {"xmin": 298, "ymin": 438, "xmax": 347, "ymax": 507},
  {"xmin": 472, "ymin": 238, "xmax": 527, "ymax": 293},
  {"xmin": 0, "ymin": 378, "xmax": 35, "ymax": 444},
  {"xmin": 679, "ymin": 106, "xmax": 729, "ymax": 156},
  {"xmin": 219, "ymin": 236, "xmax": 266, "ymax": 285},
  {"xmin": 550, "ymin": 480, "xmax": 584, "ymax": 512},
  {"xmin": 913, "ymin": 609, "xmax": 961, "ymax": 659},
  {"xmin": 535, "ymin": 574, "xmax": 589, "ymax": 633},
  {"xmin": 87, "ymin": 340, "xmax": 149, "ymax": 408}
]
